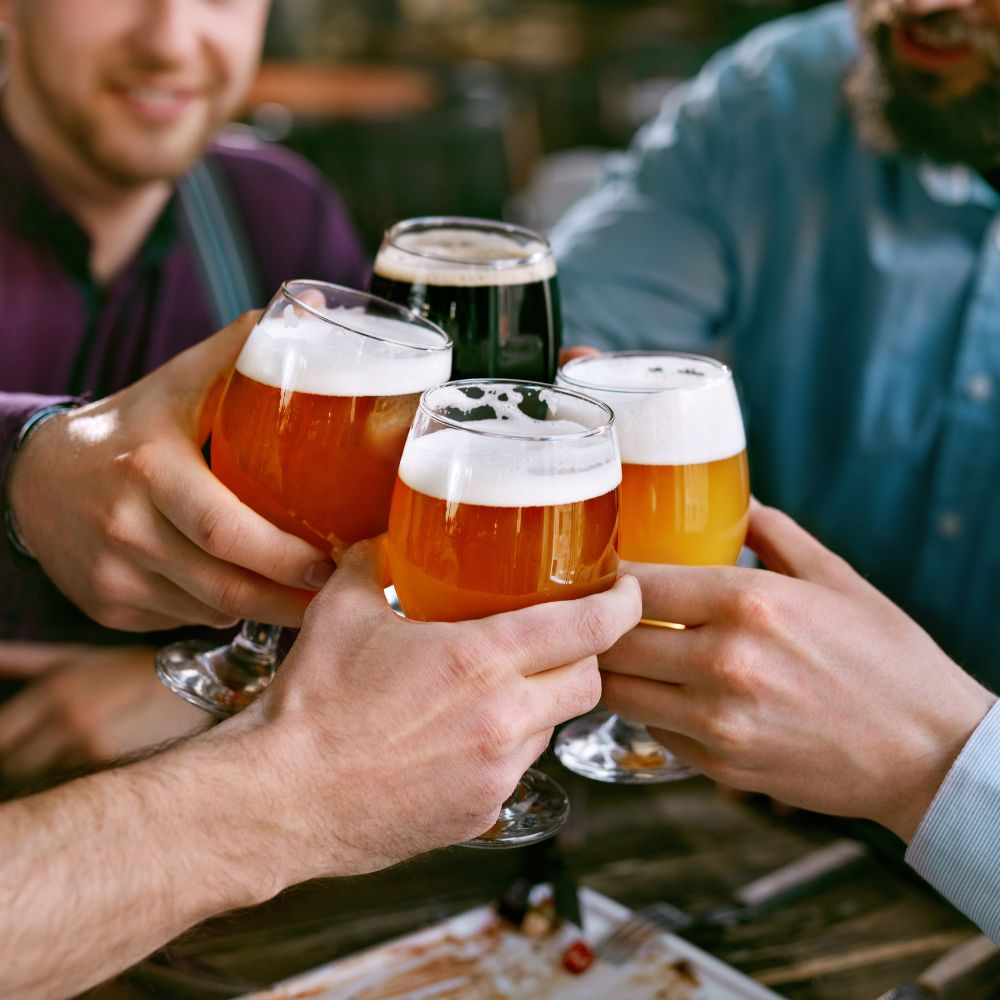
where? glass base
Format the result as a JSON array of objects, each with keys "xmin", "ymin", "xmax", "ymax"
[
  {"xmin": 555, "ymin": 710, "xmax": 697, "ymax": 784},
  {"xmin": 155, "ymin": 638, "xmax": 277, "ymax": 718},
  {"xmin": 463, "ymin": 768, "xmax": 569, "ymax": 849}
]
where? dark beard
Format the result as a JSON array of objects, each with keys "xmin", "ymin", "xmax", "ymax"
[{"xmin": 845, "ymin": 22, "xmax": 1000, "ymax": 170}]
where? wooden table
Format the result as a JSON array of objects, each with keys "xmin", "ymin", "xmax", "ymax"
[{"xmin": 89, "ymin": 763, "xmax": 995, "ymax": 1000}]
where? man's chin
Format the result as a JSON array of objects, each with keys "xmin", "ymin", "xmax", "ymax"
[{"xmin": 90, "ymin": 135, "xmax": 214, "ymax": 187}]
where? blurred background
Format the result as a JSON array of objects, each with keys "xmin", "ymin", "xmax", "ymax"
[{"xmin": 248, "ymin": 0, "xmax": 827, "ymax": 251}]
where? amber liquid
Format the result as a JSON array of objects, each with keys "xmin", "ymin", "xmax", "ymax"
[
  {"xmin": 211, "ymin": 370, "xmax": 420, "ymax": 556},
  {"xmin": 618, "ymin": 451, "xmax": 750, "ymax": 566},
  {"xmin": 387, "ymin": 480, "xmax": 621, "ymax": 622}
]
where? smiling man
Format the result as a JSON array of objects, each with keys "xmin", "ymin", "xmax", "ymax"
[
  {"xmin": 553, "ymin": 0, "xmax": 1000, "ymax": 941},
  {"xmin": 0, "ymin": 1, "xmax": 368, "ymax": 779}
]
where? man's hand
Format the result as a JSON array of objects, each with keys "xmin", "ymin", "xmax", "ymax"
[
  {"xmin": 229, "ymin": 537, "xmax": 642, "ymax": 880},
  {"xmin": 0, "ymin": 643, "xmax": 208, "ymax": 781},
  {"xmin": 599, "ymin": 501, "xmax": 996, "ymax": 843},
  {"xmin": 6, "ymin": 313, "xmax": 334, "ymax": 632}
]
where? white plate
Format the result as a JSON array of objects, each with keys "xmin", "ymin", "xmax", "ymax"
[{"xmin": 239, "ymin": 887, "xmax": 782, "ymax": 1000}]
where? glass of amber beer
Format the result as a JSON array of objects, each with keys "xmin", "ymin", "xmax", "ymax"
[
  {"xmin": 156, "ymin": 280, "xmax": 452, "ymax": 716},
  {"xmin": 554, "ymin": 352, "xmax": 750, "ymax": 783},
  {"xmin": 369, "ymin": 217, "xmax": 561, "ymax": 382},
  {"xmin": 387, "ymin": 379, "xmax": 621, "ymax": 846}
]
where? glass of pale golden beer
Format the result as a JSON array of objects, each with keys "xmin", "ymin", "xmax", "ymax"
[
  {"xmin": 554, "ymin": 352, "xmax": 750, "ymax": 783},
  {"xmin": 369, "ymin": 217, "xmax": 561, "ymax": 383},
  {"xmin": 156, "ymin": 280, "xmax": 452, "ymax": 717},
  {"xmin": 387, "ymin": 379, "xmax": 621, "ymax": 846}
]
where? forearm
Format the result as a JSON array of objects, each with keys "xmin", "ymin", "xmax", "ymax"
[{"xmin": 0, "ymin": 720, "xmax": 286, "ymax": 1000}]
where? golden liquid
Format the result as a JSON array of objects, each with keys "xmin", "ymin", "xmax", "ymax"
[
  {"xmin": 618, "ymin": 451, "xmax": 750, "ymax": 566},
  {"xmin": 387, "ymin": 480, "xmax": 621, "ymax": 622},
  {"xmin": 211, "ymin": 370, "xmax": 420, "ymax": 556}
]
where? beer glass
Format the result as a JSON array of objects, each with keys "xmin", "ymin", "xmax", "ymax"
[
  {"xmin": 369, "ymin": 216, "xmax": 560, "ymax": 383},
  {"xmin": 156, "ymin": 281, "xmax": 452, "ymax": 717},
  {"xmin": 387, "ymin": 379, "xmax": 621, "ymax": 846},
  {"xmin": 554, "ymin": 352, "xmax": 750, "ymax": 783}
]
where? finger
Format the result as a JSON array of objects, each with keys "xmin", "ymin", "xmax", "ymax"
[
  {"xmin": 559, "ymin": 345, "xmax": 600, "ymax": 366},
  {"xmin": 0, "ymin": 685, "xmax": 52, "ymax": 754},
  {"xmin": 1, "ymin": 723, "xmax": 73, "ymax": 781},
  {"xmin": 623, "ymin": 561, "xmax": 741, "ymax": 627},
  {"xmin": 469, "ymin": 574, "xmax": 642, "ymax": 678},
  {"xmin": 0, "ymin": 642, "xmax": 81, "ymax": 679},
  {"xmin": 644, "ymin": 727, "xmax": 712, "ymax": 774},
  {"xmin": 523, "ymin": 656, "xmax": 602, "ymax": 731},
  {"xmin": 301, "ymin": 537, "xmax": 393, "ymax": 626},
  {"xmin": 599, "ymin": 621, "xmax": 701, "ymax": 685},
  {"xmin": 599, "ymin": 671, "xmax": 702, "ymax": 739},
  {"xmin": 147, "ymin": 449, "xmax": 334, "ymax": 592},
  {"xmin": 745, "ymin": 500, "xmax": 859, "ymax": 592}
]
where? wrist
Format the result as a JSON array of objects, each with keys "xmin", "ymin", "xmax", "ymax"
[
  {"xmin": 5, "ymin": 403, "xmax": 79, "ymax": 558},
  {"xmin": 876, "ymin": 685, "xmax": 997, "ymax": 843}
]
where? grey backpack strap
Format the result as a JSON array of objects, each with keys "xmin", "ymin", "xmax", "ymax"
[{"xmin": 177, "ymin": 156, "xmax": 261, "ymax": 327}]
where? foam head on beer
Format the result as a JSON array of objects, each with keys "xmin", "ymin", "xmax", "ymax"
[
  {"xmin": 238, "ymin": 303, "xmax": 452, "ymax": 397},
  {"xmin": 373, "ymin": 225, "xmax": 556, "ymax": 288},
  {"xmin": 558, "ymin": 353, "xmax": 750, "ymax": 566},
  {"xmin": 389, "ymin": 381, "xmax": 622, "ymax": 622}
]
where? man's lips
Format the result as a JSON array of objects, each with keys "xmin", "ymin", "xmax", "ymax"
[
  {"xmin": 890, "ymin": 22, "xmax": 976, "ymax": 73},
  {"xmin": 113, "ymin": 84, "xmax": 201, "ymax": 125}
]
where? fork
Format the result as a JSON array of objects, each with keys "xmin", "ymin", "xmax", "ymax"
[{"xmin": 594, "ymin": 902, "xmax": 693, "ymax": 965}]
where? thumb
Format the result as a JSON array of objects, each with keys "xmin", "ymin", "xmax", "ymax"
[
  {"xmin": 745, "ymin": 499, "xmax": 861, "ymax": 593},
  {"xmin": 303, "ymin": 536, "xmax": 393, "ymax": 628},
  {"xmin": 146, "ymin": 311, "xmax": 261, "ymax": 444}
]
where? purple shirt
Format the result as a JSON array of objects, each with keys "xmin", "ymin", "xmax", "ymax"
[{"xmin": 0, "ymin": 114, "xmax": 369, "ymax": 642}]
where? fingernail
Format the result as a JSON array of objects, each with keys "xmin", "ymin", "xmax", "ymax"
[{"xmin": 305, "ymin": 560, "xmax": 335, "ymax": 590}]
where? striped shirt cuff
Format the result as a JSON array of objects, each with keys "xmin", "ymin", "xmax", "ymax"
[{"xmin": 906, "ymin": 700, "xmax": 1000, "ymax": 942}]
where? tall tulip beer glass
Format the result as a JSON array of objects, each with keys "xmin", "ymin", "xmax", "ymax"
[
  {"xmin": 369, "ymin": 217, "xmax": 560, "ymax": 382},
  {"xmin": 387, "ymin": 380, "xmax": 621, "ymax": 846},
  {"xmin": 156, "ymin": 281, "xmax": 452, "ymax": 717},
  {"xmin": 555, "ymin": 352, "xmax": 750, "ymax": 783}
]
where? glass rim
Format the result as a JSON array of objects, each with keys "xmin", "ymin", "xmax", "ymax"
[
  {"xmin": 558, "ymin": 351, "xmax": 733, "ymax": 395},
  {"xmin": 381, "ymin": 216, "xmax": 554, "ymax": 271},
  {"xmin": 279, "ymin": 279, "xmax": 452, "ymax": 353},
  {"xmin": 418, "ymin": 378, "xmax": 616, "ymax": 441}
]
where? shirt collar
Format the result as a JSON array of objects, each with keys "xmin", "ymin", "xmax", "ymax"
[{"xmin": 917, "ymin": 160, "xmax": 1000, "ymax": 210}]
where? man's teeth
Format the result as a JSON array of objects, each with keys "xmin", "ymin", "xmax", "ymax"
[
  {"xmin": 128, "ymin": 87, "xmax": 185, "ymax": 105},
  {"xmin": 910, "ymin": 22, "xmax": 971, "ymax": 49}
]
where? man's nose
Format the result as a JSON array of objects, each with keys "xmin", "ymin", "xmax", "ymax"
[{"xmin": 130, "ymin": 0, "xmax": 201, "ymax": 64}]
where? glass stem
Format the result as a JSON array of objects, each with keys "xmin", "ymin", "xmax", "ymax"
[{"xmin": 226, "ymin": 621, "xmax": 283, "ymax": 681}]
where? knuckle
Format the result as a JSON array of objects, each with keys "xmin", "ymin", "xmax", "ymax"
[
  {"xmin": 470, "ymin": 701, "xmax": 519, "ymax": 763},
  {"xmin": 572, "ymin": 602, "xmax": 619, "ymax": 654},
  {"xmin": 704, "ymin": 705, "xmax": 752, "ymax": 756},
  {"xmin": 731, "ymin": 584, "xmax": 780, "ymax": 634},
  {"xmin": 193, "ymin": 502, "xmax": 240, "ymax": 558},
  {"xmin": 712, "ymin": 637, "xmax": 755, "ymax": 693},
  {"xmin": 207, "ymin": 572, "xmax": 254, "ymax": 619}
]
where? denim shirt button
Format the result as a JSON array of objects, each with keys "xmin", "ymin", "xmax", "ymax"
[
  {"xmin": 937, "ymin": 512, "xmax": 963, "ymax": 540},
  {"xmin": 965, "ymin": 373, "xmax": 994, "ymax": 403}
]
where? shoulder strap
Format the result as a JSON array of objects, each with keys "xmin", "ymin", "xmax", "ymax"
[{"xmin": 177, "ymin": 156, "xmax": 262, "ymax": 327}]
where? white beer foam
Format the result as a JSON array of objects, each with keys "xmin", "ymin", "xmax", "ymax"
[
  {"xmin": 559, "ymin": 355, "xmax": 746, "ymax": 466},
  {"xmin": 237, "ymin": 306, "xmax": 452, "ymax": 396},
  {"xmin": 399, "ymin": 423, "xmax": 621, "ymax": 507},
  {"xmin": 374, "ymin": 228, "xmax": 556, "ymax": 288}
]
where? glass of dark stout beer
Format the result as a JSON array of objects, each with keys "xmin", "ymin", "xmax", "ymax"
[
  {"xmin": 155, "ymin": 280, "xmax": 452, "ymax": 717},
  {"xmin": 387, "ymin": 379, "xmax": 622, "ymax": 847},
  {"xmin": 369, "ymin": 217, "xmax": 561, "ymax": 383}
]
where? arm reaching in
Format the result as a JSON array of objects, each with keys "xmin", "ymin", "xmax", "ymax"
[
  {"xmin": 0, "ymin": 539, "xmax": 641, "ymax": 1000},
  {"xmin": 600, "ymin": 501, "xmax": 996, "ymax": 843},
  {"xmin": 5, "ymin": 313, "xmax": 334, "ymax": 632},
  {"xmin": 0, "ymin": 643, "xmax": 207, "ymax": 782}
]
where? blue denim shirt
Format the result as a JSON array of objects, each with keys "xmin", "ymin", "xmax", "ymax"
[{"xmin": 552, "ymin": 3, "xmax": 1000, "ymax": 940}]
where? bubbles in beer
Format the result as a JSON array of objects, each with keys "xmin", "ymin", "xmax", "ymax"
[
  {"xmin": 237, "ymin": 307, "xmax": 452, "ymax": 397},
  {"xmin": 374, "ymin": 227, "xmax": 557, "ymax": 288},
  {"xmin": 559, "ymin": 354, "xmax": 745, "ymax": 466}
]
